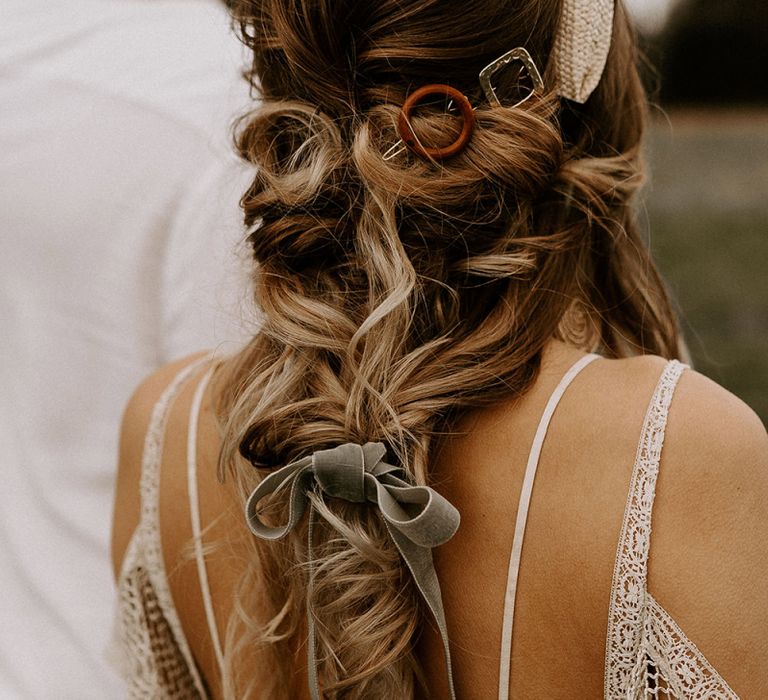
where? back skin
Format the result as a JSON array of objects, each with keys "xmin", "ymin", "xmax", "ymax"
[{"xmin": 112, "ymin": 340, "xmax": 768, "ymax": 698}]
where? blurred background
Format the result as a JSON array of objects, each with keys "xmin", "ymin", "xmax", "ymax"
[{"xmin": 625, "ymin": 0, "xmax": 767, "ymax": 422}]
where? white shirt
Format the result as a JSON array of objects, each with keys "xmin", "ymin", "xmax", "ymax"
[{"xmin": 0, "ymin": 1, "xmax": 254, "ymax": 697}]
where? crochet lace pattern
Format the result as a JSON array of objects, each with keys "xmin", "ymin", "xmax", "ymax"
[
  {"xmin": 115, "ymin": 360, "xmax": 208, "ymax": 699},
  {"xmin": 604, "ymin": 360, "xmax": 738, "ymax": 699}
]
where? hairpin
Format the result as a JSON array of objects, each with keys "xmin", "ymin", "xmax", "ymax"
[
  {"xmin": 479, "ymin": 47, "xmax": 545, "ymax": 108},
  {"xmin": 392, "ymin": 84, "xmax": 476, "ymax": 161},
  {"xmin": 383, "ymin": 46, "xmax": 544, "ymax": 162}
]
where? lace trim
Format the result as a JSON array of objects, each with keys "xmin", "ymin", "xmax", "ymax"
[
  {"xmin": 605, "ymin": 359, "xmax": 680, "ymax": 695},
  {"xmin": 604, "ymin": 360, "xmax": 738, "ymax": 699},
  {"xmin": 116, "ymin": 359, "xmax": 209, "ymax": 698},
  {"xmin": 639, "ymin": 594, "xmax": 739, "ymax": 699}
]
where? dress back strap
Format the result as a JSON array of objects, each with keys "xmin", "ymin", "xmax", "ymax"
[
  {"xmin": 604, "ymin": 359, "xmax": 687, "ymax": 695},
  {"xmin": 498, "ymin": 352, "xmax": 600, "ymax": 700},
  {"xmin": 139, "ymin": 358, "xmax": 208, "ymax": 525},
  {"xmin": 186, "ymin": 366, "xmax": 226, "ymax": 680},
  {"xmin": 135, "ymin": 357, "xmax": 211, "ymax": 698}
]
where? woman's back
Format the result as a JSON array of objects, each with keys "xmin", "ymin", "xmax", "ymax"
[
  {"xmin": 112, "ymin": 0, "xmax": 768, "ymax": 695},
  {"xmin": 112, "ymin": 341, "xmax": 768, "ymax": 697}
]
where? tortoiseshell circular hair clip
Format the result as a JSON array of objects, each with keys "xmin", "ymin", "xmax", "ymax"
[{"xmin": 397, "ymin": 84, "xmax": 475, "ymax": 161}]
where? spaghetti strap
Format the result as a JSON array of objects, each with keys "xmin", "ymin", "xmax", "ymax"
[
  {"xmin": 604, "ymin": 359, "xmax": 689, "ymax": 696},
  {"xmin": 138, "ymin": 360, "xmax": 205, "ymax": 528},
  {"xmin": 603, "ymin": 359, "xmax": 735, "ymax": 697},
  {"xmin": 187, "ymin": 366, "xmax": 226, "ymax": 679},
  {"xmin": 117, "ymin": 357, "xmax": 210, "ymax": 699},
  {"xmin": 497, "ymin": 352, "xmax": 600, "ymax": 700}
]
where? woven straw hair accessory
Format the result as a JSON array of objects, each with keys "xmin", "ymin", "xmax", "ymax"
[{"xmin": 553, "ymin": 0, "xmax": 615, "ymax": 103}]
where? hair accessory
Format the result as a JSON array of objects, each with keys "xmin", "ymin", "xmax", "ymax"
[
  {"xmin": 479, "ymin": 47, "xmax": 544, "ymax": 108},
  {"xmin": 397, "ymin": 84, "xmax": 475, "ymax": 161},
  {"xmin": 552, "ymin": 0, "xmax": 615, "ymax": 103},
  {"xmin": 384, "ymin": 47, "xmax": 543, "ymax": 162},
  {"xmin": 245, "ymin": 442, "xmax": 460, "ymax": 700},
  {"xmin": 384, "ymin": 1, "xmax": 615, "ymax": 162}
]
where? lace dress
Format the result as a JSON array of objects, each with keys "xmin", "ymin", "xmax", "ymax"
[
  {"xmin": 114, "ymin": 357, "xmax": 739, "ymax": 698},
  {"xmin": 115, "ymin": 361, "xmax": 210, "ymax": 698}
]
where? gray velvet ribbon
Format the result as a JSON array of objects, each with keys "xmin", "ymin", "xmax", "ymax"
[{"xmin": 245, "ymin": 442, "xmax": 460, "ymax": 699}]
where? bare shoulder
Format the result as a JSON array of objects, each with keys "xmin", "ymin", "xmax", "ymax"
[
  {"xmin": 653, "ymin": 361, "xmax": 767, "ymax": 554},
  {"xmin": 120, "ymin": 352, "xmax": 209, "ymax": 446},
  {"xmin": 563, "ymin": 353, "xmax": 767, "ymax": 693},
  {"xmin": 585, "ymin": 354, "xmax": 768, "ymax": 570},
  {"xmin": 665, "ymin": 364, "xmax": 767, "ymax": 475},
  {"xmin": 110, "ymin": 352, "xmax": 210, "ymax": 580},
  {"xmin": 572, "ymin": 352, "xmax": 766, "ymax": 465},
  {"xmin": 649, "ymin": 363, "xmax": 767, "ymax": 695}
]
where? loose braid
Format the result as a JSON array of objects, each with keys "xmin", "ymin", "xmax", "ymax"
[{"xmin": 218, "ymin": 1, "xmax": 681, "ymax": 697}]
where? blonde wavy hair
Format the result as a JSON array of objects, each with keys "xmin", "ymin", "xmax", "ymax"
[{"xmin": 217, "ymin": 0, "xmax": 682, "ymax": 696}]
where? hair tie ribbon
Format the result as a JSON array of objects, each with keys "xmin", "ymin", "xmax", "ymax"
[{"xmin": 245, "ymin": 442, "xmax": 460, "ymax": 700}]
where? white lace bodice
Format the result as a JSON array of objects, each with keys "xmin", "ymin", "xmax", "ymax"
[{"xmin": 114, "ymin": 357, "xmax": 739, "ymax": 699}]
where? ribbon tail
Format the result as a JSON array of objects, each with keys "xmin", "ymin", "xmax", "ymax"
[
  {"xmin": 386, "ymin": 526, "xmax": 457, "ymax": 700},
  {"xmin": 307, "ymin": 507, "xmax": 321, "ymax": 700}
]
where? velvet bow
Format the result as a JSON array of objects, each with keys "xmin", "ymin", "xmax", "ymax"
[{"xmin": 245, "ymin": 441, "xmax": 459, "ymax": 700}]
